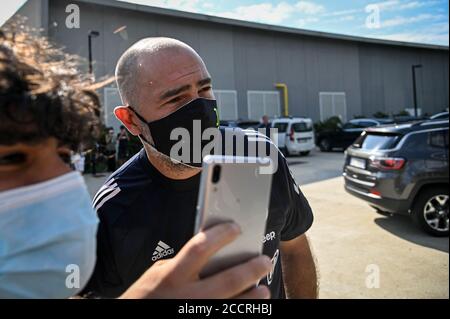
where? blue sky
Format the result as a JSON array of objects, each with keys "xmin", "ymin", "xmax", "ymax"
[
  {"xmin": 122, "ymin": 0, "xmax": 449, "ymax": 45},
  {"xmin": 2, "ymin": 0, "xmax": 449, "ymax": 45}
]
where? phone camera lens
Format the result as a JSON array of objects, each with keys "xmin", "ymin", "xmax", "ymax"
[{"xmin": 212, "ymin": 165, "xmax": 221, "ymax": 184}]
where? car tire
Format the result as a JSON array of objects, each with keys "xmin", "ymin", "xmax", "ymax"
[
  {"xmin": 300, "ymin": 151, "xmax": 310, "ymax": 156},
  {"xmin": 319, "ymin": 139, "xmax": 332, "ymax": 152},
  {"xmin": 412, "ymin": 187, "xmax": 449, "ymax": 237},
  {"xmin": 285, "ymin": 147, "xmax": 293, "ymax": 157}
]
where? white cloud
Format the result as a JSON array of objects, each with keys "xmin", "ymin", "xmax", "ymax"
[
  {"xmin": 216, "ymin": 1, "xmax": 326, "ymax": 26},
  {"xmin": 297, "ymin": 17, "xmax": 319, "ymax": 27},
  {"xmin": 398, "ymin": 0, "xmax": 443, "ymax": 10},
  {"xmin": 220, "ymin": 2, "xmax": 294, "ymax": 24},
  {"xmin": 373, "ymin": 0, "xmax": 400, "ymax": 11},
  {"xmin": 202, "ymin": 2, "xmax": 214, "ymax": 9},
  {"xmin": 121, "ymin": 0, "xmax": 201, "ymax": 12},
  {"xmin": 371, "ymin": 21, "xmax": 449, "ymax": 45},
  {"xmin": 398, "ymin": 1, "xmax": 425, "ymax": 10},
  {"xmin": 382, "ymin": 13, "xmax": 445, "ymax": 27},
  {"xmin": 323, "ymin": 9, "xmax": 362, "ymax": 17},
  {"xmin": 369, "ymin": 0, "xmax": 443, "ymax": 12},
  {"xmin": 340, "ymin": 15, "xmax": 355, "ymax": 21},
  {"xmin": 295, "ymin": 1, "xmax": 325, "ymax": 15},
  {"xmin": 432, "ymin": 22, "xmax": 450, "ymax": 33},
  {"xmin": 374, "ymin": 32, "xmax": 449, "ymax": 45}
]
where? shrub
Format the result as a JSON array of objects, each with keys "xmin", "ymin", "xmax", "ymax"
[{"xmin": 314, "ymin": 116, "xmax": 342, "ymax": 133}]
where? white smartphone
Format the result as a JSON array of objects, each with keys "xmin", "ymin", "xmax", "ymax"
[{"xmin": 194, "ymin": 155, "xmax": 273, "ymax": 278}]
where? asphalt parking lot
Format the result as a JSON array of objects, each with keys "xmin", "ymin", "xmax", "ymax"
[
  {"xmin": 290, "ymin": 149, "xmax": 449, "ymax": 299},
  {"xmin": 84, "ymin": 148, "xmax": 449, "ymax": 299},
  {"xmin": 285, "ymin": 149, "xmax": 345, "ymax": 185}
]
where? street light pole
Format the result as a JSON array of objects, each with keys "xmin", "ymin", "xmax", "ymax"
[
  {"xmin": 412, "ymin": 64, "xmax": 422, "ymax": 118},
  {"xmin": 88, "ymin": 30, "xmax": 100, "ymax": 75}
]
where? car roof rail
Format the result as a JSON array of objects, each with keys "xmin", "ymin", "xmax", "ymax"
[
  {"xmin": 411, "ymin": 120, "xmax": 428, "ymax": 127},
  {"xmin": 419, "ymin": 119, "xmax": 449, "ymax": 126}
]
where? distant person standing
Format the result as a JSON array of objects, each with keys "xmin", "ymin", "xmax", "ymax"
[
  {"xmin": 104, "ymin": 128, "xmax": 117, "ymax": 172},
  {"xmin": 71, "ymin": 150, "xmax": 86, "ymax": 173},
  {"xmin": 258, "ymin": 115, "xmax": 271, "ymax": 137},
  {"xmin": 117, "ymin": 125, "xmax": 130, "ymax": 165},
  {"xmin": 90, "ymin": 142, "xmax": 100, "ymax": 176}
]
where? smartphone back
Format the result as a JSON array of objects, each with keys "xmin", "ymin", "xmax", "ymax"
[{"xmin": 195, "ymin": 155, "xmax": 273, "ymax": 278}]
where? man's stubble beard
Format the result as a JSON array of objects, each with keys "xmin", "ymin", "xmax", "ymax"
[{"xmin": 139, "ymin": 125, "xmax": 200, "ymax": 179}]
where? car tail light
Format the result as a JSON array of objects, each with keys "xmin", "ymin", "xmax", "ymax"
[
  {"xmin": 370, "ymin": 188, "xmax": 382, "ymax": 197},
  {"xmin": 289, "ymin": 127, "xmax": 295, "ymax": 141},
  {"xmin": 369, "ymin": 157, "xmax": 406, "ymax": 170}
]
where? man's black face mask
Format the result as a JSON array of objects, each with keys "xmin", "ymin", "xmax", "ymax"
[{"xmin": 129, "ymin": 98, "xmax": 219, "ymax": 168}]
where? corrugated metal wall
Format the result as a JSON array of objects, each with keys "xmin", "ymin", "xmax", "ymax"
[{"xmin": 45, "ymin": 0, "xmax": 449, "ymax": 122}]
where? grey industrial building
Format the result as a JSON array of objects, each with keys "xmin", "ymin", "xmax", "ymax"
[{"xmin": 12, "ymin": 0, "xmax": 450, "ymax": 131}]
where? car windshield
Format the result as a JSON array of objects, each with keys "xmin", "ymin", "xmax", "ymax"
[
  {"xmin": 292, "ymin": 122, "xmax": 312, "ymax": 132},
  {"xmin": 237, "ymin": 122, "xmax": 259, "ymax": 129},
  {"xmin": 273, "ymin": 123, "xmax": 288, "ymax": 133},
  {"xmin": 353, "ymin": 133, "xmax": 401, "ymax": 150},
  {"xmin": 343, "ymin": 122, "xmax": 362, "ymax": 129}
]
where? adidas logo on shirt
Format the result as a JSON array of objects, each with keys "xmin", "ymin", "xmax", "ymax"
[{"xmin": 152, "ymin": 241, "xmax": 175, "ymax": 261}]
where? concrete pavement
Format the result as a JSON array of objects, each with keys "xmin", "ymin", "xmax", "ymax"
[
  {"xmin": 302, "ymin": 177, "xmax": 449, "ymax": 299},
  {"xmin": 286, "ymin": 150, "xmax": 345, "ymax": 186}
]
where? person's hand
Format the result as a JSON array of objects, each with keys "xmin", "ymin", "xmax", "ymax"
[{"xmin": 120, "ymin": 222, "xmax": 272, "ymax": 299}]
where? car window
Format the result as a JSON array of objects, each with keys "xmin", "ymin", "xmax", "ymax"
[
  {"xmin": 359, "ymin": 121, "xmax": 377, "ymax": 128},
  {"xmin": 237, "ymin": 122, "xmax": 260, "ymax": 130},
  {"xmin": 353, "ymin": 133, "xmax": 401, "ymax": 150},
  {"xmin": 292, "ymin": 122, "xmax": 312, "ymax": 132},
  {"xmin": 402, "ymin": 132, "xmax": 428, "ymax": 150},
  {"xmin": 428, "ymin": 130, "xmax": 448, "ymax": 149},
  {"xmin": 220, "ymin": 120, "xmax": 236, "ymax": 127},
  {"xmin": 343, "ymin": 122, "xmax": 360, "ymax": 129},
  {"xmin": 273, "ymin": 123, "xmax": 288, "ymax": 133}
]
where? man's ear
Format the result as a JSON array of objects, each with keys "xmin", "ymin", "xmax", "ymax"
[{"xmin": 114, "ymin": 106, "xmax": 141, "ymax": 136}]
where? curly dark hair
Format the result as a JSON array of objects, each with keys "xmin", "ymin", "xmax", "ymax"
[{"xmin": 0, "ymin": 22, "xmax": 107, "ymax": 150}]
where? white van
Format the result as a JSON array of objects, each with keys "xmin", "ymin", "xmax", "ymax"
[{"xmin": 271, "ymin": 117, "xmax": 315, "ymax": 156}]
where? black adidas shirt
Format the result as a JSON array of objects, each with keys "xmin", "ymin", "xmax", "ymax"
[{"xmin": 84, "ymin": 128, "xmax": 313, "ymax": 299}]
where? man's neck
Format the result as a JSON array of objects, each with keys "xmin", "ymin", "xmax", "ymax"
[{"xmin": 143, "ymin": 144, "xmax": 201, "ymax": 180}]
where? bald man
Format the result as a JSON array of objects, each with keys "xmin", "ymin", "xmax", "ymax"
[{"xmin": 85, "ymin": 38, "xmax": 317, "ymax": 298}]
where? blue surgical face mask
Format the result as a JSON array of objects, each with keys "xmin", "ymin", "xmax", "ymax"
[{"xmin": 0, "ymin": 171, "xmax": 99, "ymax": 299}]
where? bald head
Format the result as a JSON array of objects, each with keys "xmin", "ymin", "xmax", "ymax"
[
  {"xmin": 115, "ymin": 37, "xmax": 206, "ymax": 108},
  {"xmin": 114, "ymin": 37, "xmax": 214, "ymax": 178}
]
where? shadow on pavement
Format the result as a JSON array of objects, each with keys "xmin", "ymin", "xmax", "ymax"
[{"xmin": 374, "ymin": 213, "xmax": 449, "ymax": 253}]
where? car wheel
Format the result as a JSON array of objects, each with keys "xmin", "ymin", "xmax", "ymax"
[
  {"xmin": 300, "ymin": 151, "xmax": 310, "ymax": 156},
  {"xmin": 319, "ymin": 139, "xmax": 331, "ymax": 152},
  {"xmin": 285, "ymin": 147, "xmax": 293, "ymax": 157},
  {"xmin": 412, "ymin": 187, "xmax": 449, "ymax": 237}
]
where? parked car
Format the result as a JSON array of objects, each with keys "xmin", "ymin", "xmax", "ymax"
[
  {"xmin": 392, "ymin": 115, "xmax": 424, "ymax": 123},
  {"xmin": 316, "ymin": 118, "xmax": 393, "ymax": 152},
  {"xmin": 343, "ymin": 120, "xmax": 449, "ymax": 236},
  {"xmin": 271, "ymin": 117, "xmax": 315, "ymax": 156},
  {"xmin": 220, "ymin": 120, "xmax": 261, "ymax": 130},
  {"xmin": 429, "ymin": 112, "xmax": 449, "ymax": 121}
]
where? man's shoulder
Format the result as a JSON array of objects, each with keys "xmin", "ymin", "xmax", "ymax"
[{"xmin": 92, "ymin": 149, "xmax": 154, "ymax": 217}]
